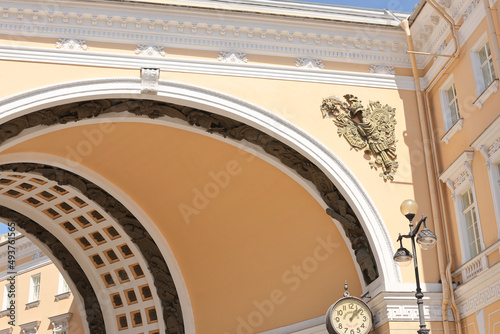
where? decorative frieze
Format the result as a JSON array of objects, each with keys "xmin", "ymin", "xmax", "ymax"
[
  {"xmin": 218, "ymin": 51, "xmax": 248, "ymax": 64},
  {"xmin": 456, "ymin": 275, "xmax": 500, "ymax": 316},
  {"xmin": 0, "ymin": 2, "xmax": 411, "ymax": 67},
  {"xmin": 488, "ymin": 137, "xmax": 500, "ymax": 157},
  {"xmin": 55, "ymin": 38, "xmax": 88, "ymax": 51},
  {"xmin": 135, "ymin": 44, "xmax": 166, "ymax": 57},
  {"xmin": 463, "ymin": 0, "xmax": 480, "ymax": 21},
  {"xmin": 454, "ymin": 170, "xmax": 471, "ymax": 189}
]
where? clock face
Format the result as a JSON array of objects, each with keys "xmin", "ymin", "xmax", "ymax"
[{"xmin": 326, "ymin": 297, "xmax": 372, "ymax": 334}]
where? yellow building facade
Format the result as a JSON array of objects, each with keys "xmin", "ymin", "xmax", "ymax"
[
  {"xmin": 0, "ymin": 0, "xmax": 497, "ymax": 333},
  {"xmin": 0, "ymin": 233, "xmax": 83, "ymax": 333}
]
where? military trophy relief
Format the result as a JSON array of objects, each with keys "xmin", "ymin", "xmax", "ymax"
[{"xmin": 321, "ymin": 94, "xmax": 398, "ymax": 181}]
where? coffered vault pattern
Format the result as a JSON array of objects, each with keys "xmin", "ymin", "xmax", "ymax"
[
  {"xmin": 0, "ymin": 167, "xmax": 182, "ymax": 334},
  {"xmin": 0, "ymin": 98, "xmax": 379, "ymax": 285}
]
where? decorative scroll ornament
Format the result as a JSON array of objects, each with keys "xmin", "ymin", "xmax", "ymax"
[
  {"xmin": 135, "ymin": 44, "xmax": 166, "ymax": 57},
  {"xmin": 55, "ymin": 38, "xmax": 88, "ymax": 51},
  {"xmin": 296, "ymin": 57, "xmax": 324, "ymax": 69},
  {"xmin": 218, "ymin": 51, "xmax": 248, "ymax": 63},
  {"xmin": 321, "ymin": 94, "xmax": 398, "ymax": 180}
]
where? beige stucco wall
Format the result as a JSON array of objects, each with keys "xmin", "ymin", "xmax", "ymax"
[
  {"xmin": 427, "ymin": 17, "xmax": 500, "ymax": 267},
  {"xmin": 0, "ymin": 262, "xmax": 83, "ymax": 333}
]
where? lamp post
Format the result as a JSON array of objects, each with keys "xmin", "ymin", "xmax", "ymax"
[{"xmin": 393, "ymin": 199, "xmax": 438, "ymax": 334}]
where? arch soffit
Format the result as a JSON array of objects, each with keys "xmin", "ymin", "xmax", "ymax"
[
  {"xmin": 0, "ymin": 78, "xmax": 401, "ymax": 287},
  {"xmin": 0, "ymin": 166, "xmax": 183, "ymax": 333}
]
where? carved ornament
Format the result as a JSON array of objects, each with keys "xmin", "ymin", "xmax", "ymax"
[{"xmin": 321, "ymin": 94, "xmax": 398, "ymax": 181}]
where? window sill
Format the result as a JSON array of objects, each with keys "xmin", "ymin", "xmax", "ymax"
[
  {"xmin": 474, "ymin": 79, "xmax": 499, "ymax": 109},
  {"xmin": 441, "ymin": 118, "xmax": 464, "ymax": 144},
  {"xmin": 25, "ymin": 300, "xmax": 40, "ymax": 309},
  {"xmin": 0, "ymin": 309, "xmax": 10, "ymax": 317},
  {"xmin": 55, "ymin": 291, "xmax": 71, "ymax": 301}
]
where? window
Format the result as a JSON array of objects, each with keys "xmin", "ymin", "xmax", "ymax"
[
  {"xmin": 58, "ymin": 274, "xmax": 69, "ymax": 295},
  {"xmin": 2, "ymin": 284, "xmax": 12, "ymax": 310},
  {"xmin": 471, "ymin": 35, "xmax": 498, "ymax": 108},
  {"xmin": 446, "ymin": 84, "xmax": 460, "ymax": 127},
  {"xmin": 29, "ymin": 274, "xmax": 40, "ymax": 302},
  {"xmin": 440, "ymin": 76, "xmax": 463, "ymax": 143},
  {"xmin": 461, "ymin": 188, "xmax": 482, "ymax": 258},
  {"xmin": 440, "ymin": 151, "xmax": 485, "ymax": 263},
  {"xmin": 479, "ymin": 42, "xmax": 496, "ymax": 89}
]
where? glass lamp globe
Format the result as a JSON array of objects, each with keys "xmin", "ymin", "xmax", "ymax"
[
  {"xmin": 393, "ymin": 247, "xmax": 413, "ymax": 266},
  {"xmin": 400, "ymin": 199, "xmax": 418, "ymax": 218},
  {"xmin": 416, "ymin": 228, "xmax": 438, "ymax": 250}
]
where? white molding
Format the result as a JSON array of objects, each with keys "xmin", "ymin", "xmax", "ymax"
[
  {"xmin": 440, "ymin": 150, "xmax": 475, "ymax": 184},
  {"xmin": 473, "ymin": 79, "xmax": 499, "ymax": 109},
  {"xmin": 19, "ymin": 320, "xmax": 40, "ymax": 334},
  {"xmin": 441, "ymin": 118, "xmax": 463, "ymax": 144},
  {"xmin": 25, "ymin": 300, "xmax": 40, "ymax": 309},
  {"xmin": 258, "ymin": 315, "xmax": 325, "ymax": 334},
  {"xmin": 0, "ymin": 77, "xmax": 401, "ymax": 293},
  {"xmin": 55, "ymin": 291, "xmax": 71, "ymax": 302},
  {"xmin": 0, "ymin": 45, "xmax": 416, "ymax": 90}
]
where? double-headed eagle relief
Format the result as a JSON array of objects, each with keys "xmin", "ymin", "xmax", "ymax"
[{"xmin": 321, "ymin": 94, "xmax": 398, "ymax": 181}]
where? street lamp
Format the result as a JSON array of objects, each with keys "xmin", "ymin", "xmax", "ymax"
[{"xmin": 393, "ymin": 199, "xmax": 437, "ymax": 334}]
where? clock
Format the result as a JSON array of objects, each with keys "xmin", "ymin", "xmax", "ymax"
[{"xmin": 326, "ymin": 295, "xmax": 373, "ymax": 334}]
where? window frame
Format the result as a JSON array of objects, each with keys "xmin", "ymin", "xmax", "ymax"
[
  {"xmin": 439, "ymin": 75, "xmax": 464, "ymax": 144},
  {"xmin": 2, "ymin": 284, "xmax": 12, "ymax": 311},
  {"xmin": 58, "ymin": 273, "xmax": 70, "ymax": 295},
  {"xmin": 440, "ymin": 151, "xmax": 486, "ymax": 263},
  {"xmin": 471, "ymin": 34, "xmax": 497, "ymax": 95},
  {"xmin": 29, "ymin": 273, "xmax": 41, "ymax": 303}
]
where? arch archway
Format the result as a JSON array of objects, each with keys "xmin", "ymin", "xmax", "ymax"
[{"xmin": 0, "ymin": 79, "xmax": 400, "ymax": 333}]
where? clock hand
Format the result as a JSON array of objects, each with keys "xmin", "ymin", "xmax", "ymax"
[{"xmin": 349, "ymin": 307, "xmax": 362, "ymax": 322}]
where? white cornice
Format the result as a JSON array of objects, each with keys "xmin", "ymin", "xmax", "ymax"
[
  {"xmin": 413, "ymin": 0, "xmax": 485, "ymax": 79},
  {"xmin": 0, "ymin": 0, "xmax": 411, "ymax": 68},
  {"xmin": 0, "ymin": 44, "xmax": 416, "ymax": 90},
  {"xmin": 439, "ymin": 150, "xmax": 474, "ymax": 182},
  {"xmin": 471, "ymin": 114, "xmax": 500, "ymax": 150},
  {"xmin": 7, "ymin": 0, "xmax": 409, "ymax": 25}
]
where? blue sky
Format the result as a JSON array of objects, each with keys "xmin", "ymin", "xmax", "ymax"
[
  {"xmin": 0, "ymin": 223, "xmax": 8, "ymax": 235},
  {"xmin": 301, "ymin": 0, "xmax": 421, "ymax": 12}
]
